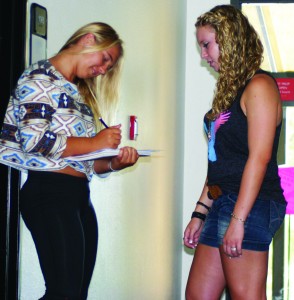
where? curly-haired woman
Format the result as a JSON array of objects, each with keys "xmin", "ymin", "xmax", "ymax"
[{"xmin": 183, "ymin": 5, "xmax": 286, "ymax": 300}]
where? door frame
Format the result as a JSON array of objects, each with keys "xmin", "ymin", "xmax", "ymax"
[{"xmin": 0, "ymin": 0, "xmax": 27, "ymax": 299}]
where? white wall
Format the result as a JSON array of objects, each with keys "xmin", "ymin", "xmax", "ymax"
[{"xmin": 20, "ymin": 0, "xmax": 186, "ymax": 299}]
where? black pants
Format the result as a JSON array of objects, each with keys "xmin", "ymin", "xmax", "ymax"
[{"xmin": 20, "ymin": 171, "xmax": 98, "ymax": 300}]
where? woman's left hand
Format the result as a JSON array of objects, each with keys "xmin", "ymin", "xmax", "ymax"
[
  {"xmin": 110, "ymin": 146, "xmax": 139, "ymax": 171},
  {"xmin": 222, "ymin": 220, "xmax": 244, "ymax": 258}
]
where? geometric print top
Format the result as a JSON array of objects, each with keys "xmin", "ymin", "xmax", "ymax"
[{"xmin": 0, "ymin": 60, "xmax": 97, "ymax": 181}]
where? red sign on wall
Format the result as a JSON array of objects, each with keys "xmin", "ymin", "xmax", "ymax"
[{"xmin": 276, "ymin": 78, "xmax": 294, "ymax": 101}]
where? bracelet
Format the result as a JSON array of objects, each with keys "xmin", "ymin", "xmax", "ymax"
[
  {"xmin": 231, "ymin": 212, "xmax": 246, "ymax": 223},
  {"xmin": 196, "ymin": 201, "xmax": 211, "ymax": 212},
  {"xmin": 191, "ymin": 211, "xmax": 206, "ymax": 221},
  {"xmin": 108, "ymin": 160, "xmax": 117, "ymax": 172}
]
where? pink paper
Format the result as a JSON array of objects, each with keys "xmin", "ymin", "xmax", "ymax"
[{"xmin": 278, "ymin": 167, "xmax": 294, "ymax": 214}]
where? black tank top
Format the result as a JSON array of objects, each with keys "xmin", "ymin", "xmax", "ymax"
[{"xmin": 204, "ymin": 70, "xmax": 285, "ymax": 203}]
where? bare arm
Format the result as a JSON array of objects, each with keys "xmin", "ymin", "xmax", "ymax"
[
  {"xmin": 183, "ymin": 178, "xmax": 213, "ymax": 248},
  {"xmin": 93, "ymin": 146, "xmax": 139, "ymax": 174},
  {"xmin": 223, "ymin": 74, "xmax": 282, "ymax": 257},
  {"xmin": 61, "ymin": 125, "xmax": 122, "ymax": 157}
]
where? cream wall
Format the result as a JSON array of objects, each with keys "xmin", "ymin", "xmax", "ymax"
[
  {"xmin": 19, "ymin": 0, "xmax": 229, "ymax": 299},
  {"xmin": 20, "ymin": 0, "xmax": 185, "ymax": 299}
]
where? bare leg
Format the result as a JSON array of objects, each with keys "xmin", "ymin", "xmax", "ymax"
[
  {"xmin": 220, "ymin": 248, "xmax": 268, "ymax": 300},
  {"xmin": 186, "ymin": 244, "xmax": 226, "ymax": 300}
]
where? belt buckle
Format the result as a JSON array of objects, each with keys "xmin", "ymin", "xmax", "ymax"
[{"xmin": 207, "ymin": 185, "xmax": 222, "ymax": 200}]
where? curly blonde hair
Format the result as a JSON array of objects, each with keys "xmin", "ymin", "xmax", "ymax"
[
  {"xmin": 59, "ymin": 22, "xmax": 123, "ymax": 130},
  {"xmin": 196, "ymin": 5, "xmax": 263, "ymax": 120}
]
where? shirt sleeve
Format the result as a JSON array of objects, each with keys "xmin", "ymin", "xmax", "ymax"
[{"xmin": 16, "ymin": 78, "xmax": 67, "ymax": 159}]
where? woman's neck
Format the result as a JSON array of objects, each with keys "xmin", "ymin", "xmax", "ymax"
[{"xmin": 49, "ymin": 52, "xmax": 77, "ymax": 83}]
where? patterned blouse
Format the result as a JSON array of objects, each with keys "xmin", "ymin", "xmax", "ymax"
[{"xmin": 0, "ymin": 60, "xmax": 97, "ymax": 180}]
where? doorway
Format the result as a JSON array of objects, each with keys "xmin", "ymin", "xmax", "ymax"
[{"xmin": 0, "ymin": 0, "xmax": 27, "ymax": 299}]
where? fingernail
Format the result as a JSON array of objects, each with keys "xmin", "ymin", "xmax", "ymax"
[{"xmin": 189, "ymin": 239, "xmax": 193, "ymax": 244}]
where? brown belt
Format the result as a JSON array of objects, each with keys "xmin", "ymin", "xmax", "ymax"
[{"xmin": 207, "ymin": 185, "xmax": 222, "ymax": 200}]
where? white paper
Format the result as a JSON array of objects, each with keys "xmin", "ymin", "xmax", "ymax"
[{"xmin": 65, "ymin": 148, "xmax": 154, "ymax": 162}]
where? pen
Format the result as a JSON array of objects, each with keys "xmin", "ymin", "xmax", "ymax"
[{"xmin": 99, "ymin": 117, "xmax": 109, "ymax": 128}]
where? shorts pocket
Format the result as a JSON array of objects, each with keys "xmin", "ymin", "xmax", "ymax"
[{"xmin": 269, "ymin": 201, "xmax": 286, "ymax": 237}]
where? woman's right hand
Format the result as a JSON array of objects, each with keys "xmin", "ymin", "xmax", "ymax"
[
  {"xmin": 183, "ymin": 218, "xmax": 204, "ymax": 249},
  {"xmin": 92, "ymin": 124, "xmax": 122, "ymax": 149}
]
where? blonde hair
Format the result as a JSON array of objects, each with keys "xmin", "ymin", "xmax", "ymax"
[
  {"xmin": 196, "ymin": 5, "xmax": 263, "ymax": 120},
  {"xmin": 59, "ymin": 22, "xmax": 123, "ymax": 129}
]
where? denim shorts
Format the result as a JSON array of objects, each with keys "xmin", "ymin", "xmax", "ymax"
[{"xmin": 199, "ymin": 192, "xmax": 287, "ymax": 251}]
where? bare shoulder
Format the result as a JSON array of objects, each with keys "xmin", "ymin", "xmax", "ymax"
[
  {"xmin": 241, "ymin": 73, "xmax": 280, "ymax": 109},
  {"xmin": 245, "ymin": 73, "xmax": 280, "ymax": 99},
  {"xmin": 241, "ymin": 72, "xmax": 282, "ymax": 124}
]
